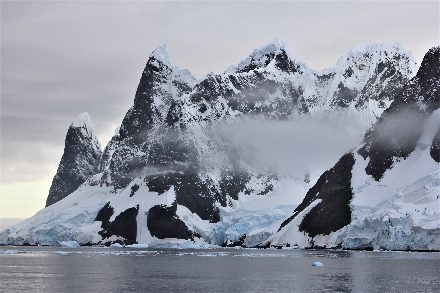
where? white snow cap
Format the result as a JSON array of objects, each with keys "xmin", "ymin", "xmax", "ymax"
[
  {"xmin": 71, "ymin": 112, "xmax": 102, "ymax": 151},
  {"xmin": 149, "ymin": 44, "xmax": 171, "ymax": 68},
  {"xmin": 351, "ymin": 40, "xmax": 406, "ymax": 57},
  {"xmin": 251, "ymin": 37, "xmax": 293, "ymax": 58},
  {"xmin": 72, "ymin": 112, "xmax": 95, "ymax": 131},
  {"xmin": 331, "ymin": 40, "xmax": 417, "ymax": 79},
  {"xmin": 237, "ymin": 37, "xmax": 294, "ymax": 70}
]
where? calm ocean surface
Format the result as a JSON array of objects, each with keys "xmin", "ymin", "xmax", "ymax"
[{"xmin": 1, "ymin": 246, "xmax": 439, "ymax": 292}]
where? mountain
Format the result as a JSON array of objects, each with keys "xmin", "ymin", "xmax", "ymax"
[
  {"xmin": 266, "ymin": 47, "xmax": 439, "ymax": 250},
  {"xmin": 45, "ymin": 113, "xmax": 102, "ymax": 207},
  {"xmin": 2, "ymin": 39, "xmax": 435, "ymax": 250}
]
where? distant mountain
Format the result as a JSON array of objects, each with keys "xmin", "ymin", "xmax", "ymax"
[{"xmin": 2, "ymin": 40, "xmax": 435, "ymax": 251}]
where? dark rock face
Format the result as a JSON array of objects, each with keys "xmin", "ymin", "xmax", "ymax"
[
  {"xmin": 356, "ymin": 59, "xmax": 410, "ymax": 109},
  {"xmin": 360, "ymin": 47, "xmax": 440, "ymax": 181},
  {"xmin": 88, "ymin": 43, "xmax": 419, "ymax": 243},
  {"xmin": 145, "ymin": 170, "xmax": 222, "ymax": 223},
  {"xmin": 95, "ymin": 202, "xmax": 139, "ymax": 244},
  {"xmin": 278, "ymin": 153, "xmax": 355, "ymax": 237},
  {"xmin": 46, "ymin": 119, "xmax": 102, "ymax": 207},
  {"xmin": 100, "ymin": 51, "xmax": 197, "ymax": 191},
  {"xmin": 359, "ymin": 103, "xmax": 426, "ymax": 181},
  {"xmin": 332, "ymin": 82, "xmax": 358, "ymax": 108},
  {"xmin": 147, "ymin": 202, "xmax": 192, "ymax": 239},
  {"xmin": 95, "ymin": 202, "xmax": 114, "ymax": 226},
  {"xmin": 431, "ymin": 128, "xmax": 440, "ymax": 163},
  {"xmin": 144, "ymin": 169, "xmax": 253, "ymax": 224}
]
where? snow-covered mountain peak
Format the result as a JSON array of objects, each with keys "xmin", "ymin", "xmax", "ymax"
[
  {"xmin": 71, "ymin": 112, "xmax": 101, "ymax": 152},
  {"xmin": 316, "ymin": 41, "xmax": 417, "ymax": 106},
  {"xmin": 266, "ymin": 36, "xmax": 292, "ymax": 54},
  {"xmin": 335, "ymin": 41, "xmax": 416, "ymax": 78},
  {"xmin": 351, "ymin": 40, "xmax": 404, "ymax": 56},
  {"xmin": 415, "ymin": 46, "xmax": 439, "ymax": 82},
  {"xmin": 149, "ymin": 44, "xmax": 172, "ymax": 68},
  {"xmin": 72, "ymin": 112, "xmax": 93, "ymax": 128},
  {"xmin": 237, "ymin": 37, "xmax": 296, "ymax": 72}
]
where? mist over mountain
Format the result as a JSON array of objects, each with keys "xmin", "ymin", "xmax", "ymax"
[
  {"xmin": 1, "ymin": 40, "xmax": 437, "ymax": 251},
  {"xmin": 269, "ymin": 46, "xmax": 439, "ymax": 250}
]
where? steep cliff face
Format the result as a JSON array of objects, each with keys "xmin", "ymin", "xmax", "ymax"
[
  {"xmin": 45, "ymin": 113, "xmax": 102, "ymax": 207},
  {"xmin": 277, "ymin": 153, "xmax": 356, "ymax": 238},
  {"xmin": 269, "ymin": 47, "xmax": 439, "ymax": 250},
  {"xmin": 359, "ymin": 46, "xmax": 440, "ymax": 181},
  {"xmin": 89, "ymin": 39, "xmax": 415, "ymax": 243},
  {"xmin": 3, "ymin": 40, "xmax": 433, "ymax": 250}
]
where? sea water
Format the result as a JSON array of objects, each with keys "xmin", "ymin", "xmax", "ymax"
[{"xmin": 1, "ymin": 247, "xmax": 439, "ymax": 292}]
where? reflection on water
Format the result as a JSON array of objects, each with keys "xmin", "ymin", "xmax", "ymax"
[{"xmin": 1, "ymin": 247, "xmax": 439, "ymax": 293}]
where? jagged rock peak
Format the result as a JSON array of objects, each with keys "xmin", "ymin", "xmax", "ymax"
[
  {"xmin": 71, "ymin": 112, "xmax": 101, "ymax": 152},
  {"xmin": 332, "ymin": 41, "xmax": 416, "ymax": 78},
  {"xmin": 149, "ymin": 44, "xmax": 172, "ymax": 68},
  {"xmin": 45, "ymin": 113, "xmax": 103, "ymax": 207},
  {"xmin": 142, "ymin": 44, "xmax": 197, "ymax": 87},
  {"xmin": 237, "ymin": 37, "xmax": 296, "ymax": 71},
  {"xmin": 72, "ymin": 112, "xmax": 95, "ymax": 133},
  {"xmin": 416, "ymin": 46, "xmax": 439, "ymax": 80},
  {"xmin": 250, "ymin": 37, "xmax": 293, "ymax": 58}
]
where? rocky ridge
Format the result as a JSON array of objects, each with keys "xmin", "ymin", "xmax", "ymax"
[
  {"xmin": 45, "ymin": 113, "xmax": 102, "ymax": 207},
  {"xmin": 2, "ymin": 40, "xmax": 435, "ymax": 250},
  {"xmin": 267, "ymin": 47, "xmax": 439, "ymax": 250}
]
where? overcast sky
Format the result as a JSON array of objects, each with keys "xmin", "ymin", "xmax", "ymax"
[{"xmin": 1, "ymin": 1, "xmax": 439, "ymax": 219}]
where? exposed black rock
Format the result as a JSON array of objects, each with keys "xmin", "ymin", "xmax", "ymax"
[
  {"xmin": 360, "ymin": 46, "xmax": 439, "ymax": 181},
  {"xmin": 119, "ymin": 55, "xmax": 171, "ymax": 141},
  {"xmin": 130, "ymin": 184, "xmax": 140, "ymax": 197},
  {"xmin": 356, "ymin": 59, "xmax": 406, "ymax": 109},
  {"xmin": 107, "ymin": 206, "xmax": 138, "ymax": 244},
  {"xmin": 95, "ymin": 202, "xmax": 114, "ymax": 233},
  {"xmin": 275, "ymin": 50, "xmax": 302, "ymax": 74},
  {"xmin": 431, "ymin": 128, "xmax": 440, "ymax": 163},
  {"xmin": 220, "ymin": 172, "xmax": 252, "ymax": 201},
  {"xmin": 299, "ymin": 153, "xmax": 355, "ymax": 237},
  {"xmin": 332, "ymin": 82, "xmax": 358, "ymax": 108},
  {"xmin": 99, "ymin": 49, "xmax": 197, "ymax": 191},
  {"xmin": 42, "ymin": 42, "xmax": 422, "ymax": 245},
  {"xmin": 278, "ymin": 153, "xmax": 355, "ymax": 237},
  {"xmin": 96, "ymin": 203, "xmax": 139, "ymax": 244},
  {"xmin": 147, "ymin": 202, "xmax": 193, "ymax": 239},
  {"xmin": 363, "ymin": 104, "xmax": 426, "ymax": 181},
  {"xmin": 46, "ymin": 115, "xmax": 102, "ymax": 207},
  {"xmin": 144, "ymin": 168, "xmax": 253, "ymax": 223}
]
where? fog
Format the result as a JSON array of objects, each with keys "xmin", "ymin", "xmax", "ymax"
[
  {"xmin": 373, "ymin": 105, "xmax": 428, "ymax": 148},
  {"xmin": 215, "ymin": 114, "xmax": 363, "ymax": 179}
]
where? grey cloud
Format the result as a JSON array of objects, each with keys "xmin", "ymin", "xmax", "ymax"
[
  {"xmin": 1, "ymin": 1, "xmax": 438, "ymax": 185},
  {"xmin": 215, "ymin": 116, "xmax": 361, "ymax": 179}
]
